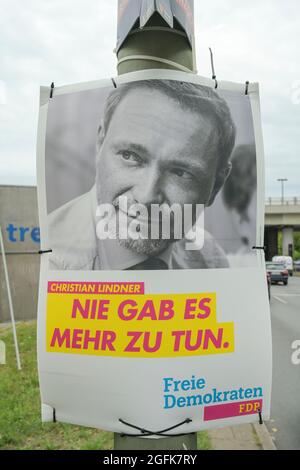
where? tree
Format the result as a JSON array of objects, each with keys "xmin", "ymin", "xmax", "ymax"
[
  {"xmin": 294, "ymin": 231, "xmax": 300, "ymax": 260},
  {"xmin": 278, "ymin": 231, "xmax": 300, "ymax": 259}
]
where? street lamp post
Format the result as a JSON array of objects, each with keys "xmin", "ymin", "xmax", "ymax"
[{"xmin": 277, "ymin": 178, "xmax": 288, "ymax": 204}]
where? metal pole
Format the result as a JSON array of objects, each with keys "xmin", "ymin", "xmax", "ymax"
[
  {"xmin": 114, "ymin": 0, "xmax": 196, "ymax": 451},
  {"xmin": 0, "ymin": 225, "xmax": 21, "ymax": 370},
  {"xmin": 277, "ymin": 178, "xmax": 287, "ymax": 205},
  {"xmin": 114, "ymin": 433, "xmax": 197, "ymax": 450}
]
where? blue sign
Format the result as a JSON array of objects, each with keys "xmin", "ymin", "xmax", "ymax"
[{"xmin": 6, "ymin": 223, "xmax": 40, "ymax": 244}]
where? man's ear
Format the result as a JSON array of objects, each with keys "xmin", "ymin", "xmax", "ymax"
[
  {"xmin": 207, "ymin": 162, "xmax": 232, "ymax": 207},
  {"xmin": 96, "ymin": 119, "xmax": 105, "ymax": 154}
]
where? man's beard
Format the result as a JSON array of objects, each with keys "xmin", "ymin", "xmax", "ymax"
[
  {"xmin": 108, "ymin": 209, "xmax": 171, "ymax": 256},
  {"xmin": 118, "ymin": 235, "xmax": 170, "ymax": 256}
]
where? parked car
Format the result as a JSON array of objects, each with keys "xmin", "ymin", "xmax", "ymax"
[
  {"xmin": 266, "ymin": 262, "xmax": 289, "ymax": 285},
  {"xmin": 294, "ymin": 260, "xmax": 300, "ymax": 272},
  {"xmin": 272, "ymin": 256, "xmax": 294, "ymax": 276}
]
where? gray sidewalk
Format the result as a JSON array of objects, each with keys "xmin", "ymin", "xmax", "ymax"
[{"xmin": 208, "ymin": 423, "xmax": 276, "ymax": 450}]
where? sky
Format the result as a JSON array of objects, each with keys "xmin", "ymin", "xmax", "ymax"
[{"xmin": 0, "ymin": 0, "xmax": 299, "ymax": 197}]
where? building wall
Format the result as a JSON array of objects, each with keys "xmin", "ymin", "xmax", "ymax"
[{"xmin": 0, "ymin": 185, "xmax": 40, "ymax": 322}]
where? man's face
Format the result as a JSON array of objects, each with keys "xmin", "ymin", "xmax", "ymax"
[{"xmin": 96, "ymin": 88, "xmax": 221, "ymax": 255}]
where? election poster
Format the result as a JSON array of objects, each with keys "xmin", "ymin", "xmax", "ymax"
[{"xmin": 36, "ymin": 69, "xmax": 272, "ymax": 435}]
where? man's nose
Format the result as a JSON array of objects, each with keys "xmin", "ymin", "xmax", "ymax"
[{"xmin": 132, "ymin": 168, "xmax": 165, "ymax": 206}]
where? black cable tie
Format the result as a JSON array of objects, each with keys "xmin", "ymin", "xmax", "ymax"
[
  {"xmin": 119, "ymin": 418, "xmax": 192, "ymax": 438},
  {"xmin": 258, "ymin": 409, "xmax": 263, "ymax": 425},
  {"xmin": 50, "ymin": 82, "xmax": 55, "ymax": 99},
  {"xmin": 252, "ymin": 246, "xmax": 265, "ymax": 251},
  {"xmin": 209, "ymin": 48, "xmax": 218, "ymax": 90},
  {"xmin": 111, "ymin": 78, "xmax": 117, "ymax": 89},
  {"xmin": 38, "ymin": 249, "xmax": 53, "ymax": 254},
  {"xmin": 245, "ymin": 81, "xmax": 250, "ymax": 95}
]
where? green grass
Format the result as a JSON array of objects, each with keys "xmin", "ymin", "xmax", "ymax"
[{"xmin": 0, "ymin": 322, "xmax": 211, "ymax": 450}]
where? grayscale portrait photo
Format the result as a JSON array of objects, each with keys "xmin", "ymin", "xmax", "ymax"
[{"xmin": 45, "ymin": 79, "xmax": 257, "ymax": 271}]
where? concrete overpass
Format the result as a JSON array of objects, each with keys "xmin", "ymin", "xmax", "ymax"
[{"xmin": 265, "ymin": 197, "xmax": 300, "ymax": 261}]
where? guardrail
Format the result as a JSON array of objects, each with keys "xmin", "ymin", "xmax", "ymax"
[{"xmin": 266, "ymin": 197, "xmax": 300, "ymax": 206}]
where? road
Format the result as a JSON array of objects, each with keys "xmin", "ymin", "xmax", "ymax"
[{"xmin": 266, "ymin": 276, "xmax": 300, "ymax": 450}]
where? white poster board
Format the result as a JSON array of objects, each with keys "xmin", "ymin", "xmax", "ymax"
[{"xmin": 37, "ymin": 69, "xmax": 272, "ymax": 436}]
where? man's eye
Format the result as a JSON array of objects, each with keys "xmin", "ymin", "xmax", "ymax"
[
  {"xmin": 172, "ymin": 168, "xmax": 193, "ymax": 179},
  {"xmin": 120, "ymin": 151, "xmax": 140, "ymax": 162}
]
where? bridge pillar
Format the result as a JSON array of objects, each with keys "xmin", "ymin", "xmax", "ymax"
[
  {"xmin": 264, "ymin": 227, "xmax": 278, "ymax": 261},
  {"xmin": 282, "ymin": 227, "xmax": 294, "ymax": 257}
]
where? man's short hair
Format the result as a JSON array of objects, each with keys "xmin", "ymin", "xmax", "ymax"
[{"xmin": 100, "ymin": 80, "xmax": 236, "ymax": 173}]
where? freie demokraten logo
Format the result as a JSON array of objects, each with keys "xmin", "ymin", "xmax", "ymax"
[
  {"xmin": 162, "ymin": 375, "xmax": 264, "ymax": 421},
  {"xmin": 95, "ymin": 198, "xmax": 205, "ymax": 251}
]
